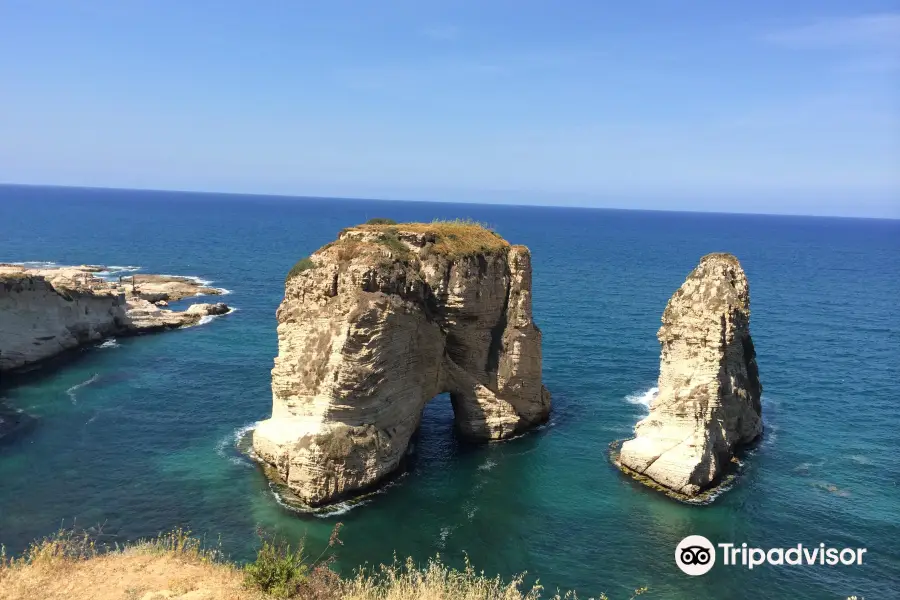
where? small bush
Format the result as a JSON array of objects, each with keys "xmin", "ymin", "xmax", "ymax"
[
  {"xmin": 244, "ymin": 537, "xmax": 309, "ymax": 598},
  {"xmin": 336, "ymin": 241, "xmax": 363, "ymax": 262},
  {"xmin": 286, "ymin": 257, "xmax": 316, "ymax": 282},
  {"xmin": 379, "ymin": 233, "xmax": 409, "ymax": 257},
  {"xmin": 316, "ymin": 429, "xmax": 354, "ymax": 459},
  {"xmin": 365, "ymin": 218, "xmax": 397, "ymax": 225}
]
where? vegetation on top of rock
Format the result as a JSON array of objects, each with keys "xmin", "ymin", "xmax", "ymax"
[
  {"xmin": 375, "ymin": 229, "xmax": 412, "ymax": 259},
  {"xmin": 699, "ymin": 252, "xmax": 741, "ymax": 266},
  {"xmin": 359, "ymin": 218, "xmax": 509, "ymax": 258},
  {"xmin": 364, "ymin": 217, "xmax": 397, "ymax": 225},
  {"xmin": 286, "ymin": 257, "xmax": 316, "ymax": 282}
]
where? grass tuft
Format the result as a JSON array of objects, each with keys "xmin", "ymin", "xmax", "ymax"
[
  {"xmin": 244, "ymin": 536, "xmax": 308, "ymax": 598},
  {"xmin": 286, "ymin": 257, "xmax": 316, "ymax": 282},
  {"xmin": 365, "ymin": 218, "xmax": 397, "ymax": 225}
]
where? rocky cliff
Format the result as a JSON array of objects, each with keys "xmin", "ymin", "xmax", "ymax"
[
  {"xmin": 616, "ymin": 253, "xmax": 762, "ymax": 498},
  {"xmin": 0, "ymin": 264, "xmax": 230, "ymax": 372},
  {"xmin": 253, "ymin": 221, "xmax": 551, "ymax": 506}
]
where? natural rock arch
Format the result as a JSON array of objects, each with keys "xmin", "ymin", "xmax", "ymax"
[{"xmin": 253, "ymin": 222, "xmax": 551, "ymax": 506}]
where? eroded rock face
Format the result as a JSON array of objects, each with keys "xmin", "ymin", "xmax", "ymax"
[
  {"xmin": 0, "ymin": 264, "xmax": 230, "ymax": 372},
  {"xmin": 253, "ymin": 223, "xmax": 551, "ymax": 506},
  {"xmin": 617, "ymin": 253, "xmax": 762, "ymax": 498}
]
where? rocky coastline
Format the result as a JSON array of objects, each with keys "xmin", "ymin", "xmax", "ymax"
[{"xmin": 0, "ymin": 263, "xmax": 231, "ymax": 373}]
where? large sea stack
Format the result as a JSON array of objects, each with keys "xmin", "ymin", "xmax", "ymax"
[
  {"xmin": 617, "ymin": 253, "xmax": 762, "ymax": 498},
  {"xmin": 253, "ymin": 221, "xmax": 551, "ymax": 506}
]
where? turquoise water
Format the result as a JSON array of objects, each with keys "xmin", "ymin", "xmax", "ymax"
[{"xmin": 1, "ymin": 185, "xmax": 898, "ymax": 599}]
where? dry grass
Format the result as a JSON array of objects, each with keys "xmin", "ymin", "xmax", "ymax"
[
  {"xmin": 341, "ymin": 556, "xmax": 646, "ymax": 600},
  {"xmin": 0, "ymin": 528, "xmax": 257, "ymax": 600},
  {"xmin": 0, "ymin": 528, "xmax": 645, "ymax": 600},
  {"xmin": 356, "ymin": 219, "xmax": 509, "ymax": 258}
]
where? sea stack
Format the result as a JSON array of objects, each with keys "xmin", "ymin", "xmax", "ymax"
[
  {"xmin": 617, "ymin": 253, "xmax": 762, "ymax": 498},
  {"xmin": 253, "ymin": 221, "xmax": 551, "ymax": 506}
]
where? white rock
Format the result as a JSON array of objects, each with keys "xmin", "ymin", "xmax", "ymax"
[
  {"xmin": 253, "ymin": 224, "xmax": 551, "ymax": 506},
  {"xmin": 617, "ymin": 253, "xmax": 762, "ymax": 497}
]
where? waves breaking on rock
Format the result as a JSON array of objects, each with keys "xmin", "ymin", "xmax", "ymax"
[
  {"xmin": 198, "ymin": 307, "xmax": 238, "ymax": 326},
  {"xmin": 216, "ymin": 420, "xmax": 259, "ymax": 467},
  {"xmin": 624, "ymin": 387, "xmax": 658, "ymax": 411}
]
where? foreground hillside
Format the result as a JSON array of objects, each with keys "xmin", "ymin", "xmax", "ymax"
[{"xmin": 0, "ymin": 529, "xmax": 646, "ymax": 600}]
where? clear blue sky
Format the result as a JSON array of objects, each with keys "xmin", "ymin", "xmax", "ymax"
[{"xmin": 2, "ymin": 1, "xmax": 898, "ymax": 217}]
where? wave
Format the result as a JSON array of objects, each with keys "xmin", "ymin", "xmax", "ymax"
[
  {"xmin": 94, "ymin": 265, "xmax": 142, "ymax": 279},
  {"xmin": 478, "ymin": 458, "xmax": 497, "ymax": 472},
  {"xmin": 158, "ymin": 274, "xmax": 214, "ymax": 287},
  {"xmin": 12, "ymin": 261, "xmax": 58, "ymax": 269},
  {"xmin": 66, "ymin": 374, "xmax": 99, "ymax": 404},
  {"xmin": 625, "ymin": 386, "xmax": 658, "ymax": 410},
  {"xmin": 437, "ymin": 525, "xmax": 456, "ymax": 549},
  {"xmin": 97, "ymin": 338, "xmax": 119, "ymax": 349},
  {"xmin": 215, "ymin": 420, "xmax": 260, "ymax": 467},
  {"xmin": 313, "ymin": 500, "xmax": 365, "ymax": 518},
  {"xmin": 268, "ymin": 483, "xmax": 374, "ymax": 518},
  {"xmin": 198, "ymin": 307, "xmax": 238, "ymax": 326},
  {"xmin": 759, "ymin": 421, "xmax": 778, "ymax": 449}
]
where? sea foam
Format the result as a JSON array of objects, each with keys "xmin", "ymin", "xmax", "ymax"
[
  {"xmin": 215, "ymin": 420, "xmax": 259, "ymax": 467},
  {"xmin": 625, "ymin": 386, "xmax": 658, "ymax": 411},
  {"xmin": 66, "ymin": 374, "xmax": 99, "ymax": 404},
  {"xmin": 198, "ymin": 307, "xmax": 238, "ymax": 326}
]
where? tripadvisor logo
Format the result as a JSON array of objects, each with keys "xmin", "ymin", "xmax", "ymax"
[
  {"xmin": 675, "ymin": 535, "xmax": 868, "ymax": 576},
  {"xmin": 675, "ymin": 535, "xmax": 716, "ymax": 576}
]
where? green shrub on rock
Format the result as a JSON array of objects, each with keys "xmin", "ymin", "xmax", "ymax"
[{"xmin": 286, "ymin": 257, "xmax": 316, "ymax": 282}]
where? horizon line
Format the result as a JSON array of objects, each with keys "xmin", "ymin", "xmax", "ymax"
[{"xmin": 1, "ymin": 181, "xmax": 897, "ymax": 222}]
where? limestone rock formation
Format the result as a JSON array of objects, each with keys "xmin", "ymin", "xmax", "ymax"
[
  {"xmin": 125, "ymin": 274, "xmax": 223, "ymax": 303},
  {"xmin": 616, "ymin": 253, "xmax": 762, "ymax": 498},
  {"xmin": 123, "ymin": 300, "xmax": 231, "ymax": 332},
  {"xmin": 0, "ymin": 264, "xmax": 231, "ymax": 372},
  {"xmin": 253, "ymin": 221, "xmax": 551, "ymax": 506}
]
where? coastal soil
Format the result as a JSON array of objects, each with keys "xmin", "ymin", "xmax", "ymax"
[{"xmin": 0, "ymin": 553, "xmax": 260, "ymax": 600}]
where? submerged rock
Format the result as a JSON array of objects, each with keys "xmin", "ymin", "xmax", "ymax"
[
  {"xmin": 253, "ymin": 221, "xmax": 551, "ymax": 506},
  {"xmin": 616, "ymin": 253, "xmax": 762, "ymax": 498},
  {"xmin": 0, "ymin": 264, "xmax": 230, "ymax": 372}
]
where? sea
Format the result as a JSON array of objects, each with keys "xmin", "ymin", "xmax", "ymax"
[{"xmin": 0, "ymin": 184, "xmax": 898, "ymax": 599}]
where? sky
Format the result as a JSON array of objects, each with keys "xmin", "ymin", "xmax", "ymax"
[{"xmin": 1, "ymin": 1, "xmax": 898, "ymax": 217}]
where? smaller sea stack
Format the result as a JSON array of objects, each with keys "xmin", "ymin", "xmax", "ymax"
[{"xmin": 616, "ymin": 253, "xmax": 762, "ymax": 498}]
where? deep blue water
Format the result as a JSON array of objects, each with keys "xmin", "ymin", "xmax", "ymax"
[{"xmin": 1, "ymin": 184, "xmax": 898, "ymax": 599}]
